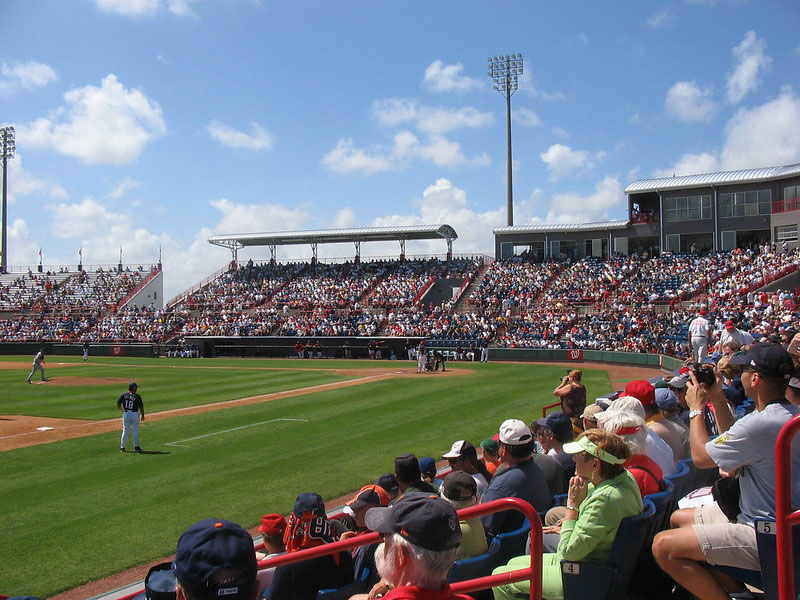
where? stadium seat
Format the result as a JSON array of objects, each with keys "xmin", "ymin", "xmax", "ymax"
[
  {"xmin": 644, "ymin": 478, "xmax": 675, "ymax": 534},
  {"xmin": 448, "ymin": 537, "xmax": 503, "ymax": 583},
  {"xmin": 494, "ymin": 518, "xmax": 532, "ymax": 565},
  {"xmin": 560, "ymin": 499, "xmax": 656, "ymax": 600},
  {"xmin": 711, "ymin": 520, "xmax": 800, "ymax": 600},
  {"xmin": 315, "ymin": 566, "xmax": 371, "ymax": 600}
]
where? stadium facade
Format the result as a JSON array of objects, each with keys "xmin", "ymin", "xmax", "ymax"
[{"xmin": 493, "ymin": 162, "xmax": 800, "ymax": 260}]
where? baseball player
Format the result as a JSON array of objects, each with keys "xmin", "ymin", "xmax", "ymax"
[
  {"xmin": 82, "ymin": 341, "xmax": 89, "ymax": 362},
  {"xmin": 26, "ymin": 348, "xmax": 47, "ymax": 383},
  {"xmin": 117, "ymin": 382, "xmax": 145, "ymax": 453}
]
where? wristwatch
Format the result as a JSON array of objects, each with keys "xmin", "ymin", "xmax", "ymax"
[
  {"xmin": 688, "ymin": 409, "xmax": 704, "ymax": 420},
  {"xmin": 566, "ymin": 504, "xmax": 579, "ymax": 512}
]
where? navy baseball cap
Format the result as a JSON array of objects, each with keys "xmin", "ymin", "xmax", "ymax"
[
  {"xmin": 419, "ymin": 456, "xmax": 437, "ymax": 478},
  {"xmin": 365, "ymin": 492, "xmax": 461, "ymax": 552},
  {"xmin": 174, "ymin": 518, "xmax": 257, "ymax": 600},
  {"xmin": 293, "ymin": 492, "xmax": 326, "ymax": 517},
  {"xmin": 535, "ymin": 412, "xmax": 573, "ymax": 443},
  {"xmin": 129, "ymin": 382, "xmax": 138, "ymax": 390},
  {"xmin": 375, "ymin": 473, "xmax": 399, "ymax": 493},
  {"xmin": 729, "ymin": 342, "xmax": 793, "ymax": 380}
]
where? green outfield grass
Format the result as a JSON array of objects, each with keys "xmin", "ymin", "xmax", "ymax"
[{"xmin": 0, "ymin": 357, "xmax": 612, "ymax": 598}]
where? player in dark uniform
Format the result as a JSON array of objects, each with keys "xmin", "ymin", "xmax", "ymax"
[{"xmin": 117, "ymin": 382, "xmax": 145, "ymax": 453}]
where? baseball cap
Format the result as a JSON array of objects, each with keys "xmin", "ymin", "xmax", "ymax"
[
  {"xmin": 535, "ymin": 412, "xmax": 573, "ymax": 443},
  {"xmin": 365, "ymin": 492, "xmax": 461, "ymax": 552},
  {"xmin": 347, "ymin": 488, "xmax": 385, "ymax": 510},
  {"xmin": 725, "ymin": 320, "xmax": 736, "ymax": 330},
  {"xmin": 789, "ymin": 377, "xmax": 800, "ymax": 390},
  {"xmin": 441, "ymin": 470, "xmax": 477, "ymax": 501},
  {"xmin": 419, "ymin": 456, "xmax": 437, "ymax": 479},
  {"xmin": 580, "ymin": 404, "xmax": 604, "ymax": 421},
  {"xmin": 293, "ymin": 492, "xmax": 325, "ymax": 517},
  {"xmin": 395, "ymin": 453, "xmax": 421, "ymax": 481},
  {"xmin": 258, "ymin": 514, "xmax": 287, "ymax": 537},
  {"xmin": 624, "ymin": 380, "xmax": 656, "ymax": 407},
  {"xmin": 669, "ymin": 375, "xmax": 689, "ymax": 389},
  {"xmin": 375, "ymin": 473, "xmax": 399, "ymax": 494},
  {"xmin": 174, "ymin": 518, "xmax": 257, "ymax": 600},
  {"xmin": 480, "ymin": 438, "xmax": 500, "ymax": 455},
  {"xmin": 442, "ymin": 440, "xmax": 477, "ymax": 460},
  {"xmin": 729, "ymin": 342, "xmax": 794, "ymax": 380},
  {"xmin": 129, "ymin": 382, "xmax": 138, "ymax": 390},
  {"xmin": 498, "ymin": 419, "xmax": 533, "ymax": 445},
  {"xmin": 655, "ymin": 388, "xmax": 679, "ymax": 410},
  {"xmin": 563, "ymin": 435, "xmax": 627, "ymax": 465},
  {"xmin": 699, "ymin": 309, "xmax": 707, "ymax": 316}
]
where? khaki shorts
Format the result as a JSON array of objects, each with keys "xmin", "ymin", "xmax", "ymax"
[{"xmin": 692, "ymin": 502, "xmax": 759, "ymax": 570}]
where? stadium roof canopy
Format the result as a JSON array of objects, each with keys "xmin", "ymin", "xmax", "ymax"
[
  {"xmin": 493, "ymin": 220, "xmax": 629, "ymax": 234},
  {"xmin": 624, "ymin": 162, "xmax": 800, "ymax": 194},
  {"xmin": 208, "ymin": 224, "xmax": 458, "ymax": 260}
]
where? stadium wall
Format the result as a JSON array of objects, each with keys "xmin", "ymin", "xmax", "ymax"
[{"xmin": 0, "ymin": 342, "xmax": 158, "ymax": 358}]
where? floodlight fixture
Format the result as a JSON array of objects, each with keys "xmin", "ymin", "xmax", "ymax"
[{"xmin": 1, "ymin": 126, "xmax": 15, "ymax": 274}]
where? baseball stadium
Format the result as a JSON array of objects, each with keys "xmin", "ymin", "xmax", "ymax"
[{"xmin": 1, "ymin": 162, "xmax": 799, "ymax": 600}]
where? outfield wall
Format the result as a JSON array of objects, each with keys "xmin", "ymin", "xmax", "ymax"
[{"xmin": 0, "ymin": 342, "xmax": 158, "ymax": 358}]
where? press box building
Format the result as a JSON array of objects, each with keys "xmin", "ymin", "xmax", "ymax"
[{"xmin": 493, "ymin": 162, "xmax": 800, "ymax": 260}]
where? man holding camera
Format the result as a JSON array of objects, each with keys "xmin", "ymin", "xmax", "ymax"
[{"xmin": 653, "ymin": 342, "xmax": 800, "ymax": 600}]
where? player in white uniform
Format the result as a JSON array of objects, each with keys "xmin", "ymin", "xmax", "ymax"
[
  {"xmin": 117, "ymin": 382, "xmax": 145, "ymax": 452},
  {"xmin": 26, "ymin": 349, "xmax": 46, "ymax": 383}
]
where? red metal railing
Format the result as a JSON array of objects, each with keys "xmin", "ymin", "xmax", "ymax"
[{"xmin": 774, "ymin": 413, "xmax": 800, "ymax": 600}]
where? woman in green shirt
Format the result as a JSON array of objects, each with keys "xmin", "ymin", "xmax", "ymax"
[{"xmin": 492, "ymin": 429, "xmax": 643, "ymax": 600}]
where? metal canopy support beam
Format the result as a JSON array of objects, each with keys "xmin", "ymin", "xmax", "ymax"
[
  {"xmin": 399, "ymin": 239, "xmax": 406, "ymax": 258},
  {"xmin": 268, "ymin": 244, "xmax": 277, "ymax": 261},
  {"xmin": 311, "ymin": 243, "xmax": 318, "ymax": 262},
  {"xmin": 447, "ymin": 239, "xmax": 453, "ymax": 258}
]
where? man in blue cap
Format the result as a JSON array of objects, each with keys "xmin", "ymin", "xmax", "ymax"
[{"xmin": 174, "ymin": 518, "xmax": 258, "ymax": 600}]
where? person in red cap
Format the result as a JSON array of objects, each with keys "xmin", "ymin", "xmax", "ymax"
[
  {"xmin": 687, "ymin": 309, "xmax": 710, "ymax": 364},
  {"xmin": 255, "ymin": 514, "xmax": 287, "ymax": 595},
  {"xmin": 717, "ymin": 319, "xmax": 754, "ymax": 353}
]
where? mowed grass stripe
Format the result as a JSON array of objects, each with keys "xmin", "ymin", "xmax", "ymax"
[{"xmin": 1, "ymin": 361, "xmax": 612, "ymax": 597}]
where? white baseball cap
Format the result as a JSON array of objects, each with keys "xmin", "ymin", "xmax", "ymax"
[
  {"xmin": 789, "ymin": 377, "xmax": 800, "ymax": 389},
  {"xmin": 669, "ymin": 375, "xmax": 688, "ymax": 389},
  {"xmin": 498, "ymin": 419, "xmax": 532, "ymax": 445},
  {"xmin": 442, "ymin": 440, "xmax": 468, "ymax": 459}
]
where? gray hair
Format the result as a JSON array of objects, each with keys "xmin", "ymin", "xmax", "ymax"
[
  {"xmin": 387, "ymin": 533, "xmax": 459, "ymax": 589},
  {"xmin": 596, "ymin": 411, "xmax": 648, "ymax": 455}
]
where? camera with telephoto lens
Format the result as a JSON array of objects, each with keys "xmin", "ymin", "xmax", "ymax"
[{"xmin": 692, "ymin": 364, "xmax": 716, "ymax": 387}]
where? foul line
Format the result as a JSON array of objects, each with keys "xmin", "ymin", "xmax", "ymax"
[{"xmin": 165, "ymin": 418, "xmax": 309, "ymax": 447}]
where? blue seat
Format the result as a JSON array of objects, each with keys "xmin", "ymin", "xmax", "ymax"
[
  {"xmin": 712, "ymin": 520, "xmax": 800, "ymax": 600},
  {"xmin": 448, "ymin": 537, "xmax": 503, "ymax": 583},
  {"xmin": 643, "ymin": 478, "xmax": 675, "ymax": 535},
  {"xmin": 315, "ymin": 566, "xmax": 371, "ymax": 600},
  {"xmin": 664, "ymin": 460, "xmax": 691, "ymax": 515},
  {"xmin": 560, "ymin": 499, "xmax": 656, "ymax": 600},
  {"xmin": 493, "ymin": 518, "xmax": 532, "ymax": 565}
]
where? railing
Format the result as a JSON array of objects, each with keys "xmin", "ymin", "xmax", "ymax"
[
  {"xmin": 630, "ymin": 211, "xmax": 660, "ymax": 224},
  {"xmin": 167, "ymin": 263, "xmax": 231, "ymax": 308},
  {"xmin": 772, "ymin": 198, "xmax": 800, "ymax": 214},
  {"xmin": 775, "ymin": 413, "xmax": 800, "ymax": 600},
  {"xmin": 113, "ymin": 497, "xmax": 542, "ymax": 600}
]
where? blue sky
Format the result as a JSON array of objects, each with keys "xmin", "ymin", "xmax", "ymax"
[{"xmin": 2, "ymin": 0, "xmax": 799, "ymax": 299}]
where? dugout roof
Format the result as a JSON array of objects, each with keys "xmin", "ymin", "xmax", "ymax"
[{"xmin": 208, "ymin": 224, "xmax": 458, "ymax": 260}]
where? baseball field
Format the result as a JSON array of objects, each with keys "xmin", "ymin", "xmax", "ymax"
[{"xmin": 0, "ymin": 355, "xmax": 642, "ymax": 598}]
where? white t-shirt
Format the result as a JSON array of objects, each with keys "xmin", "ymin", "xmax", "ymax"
[{"xmin": 646, "ymin": 430, "xmax": 676, "ymax": 476}]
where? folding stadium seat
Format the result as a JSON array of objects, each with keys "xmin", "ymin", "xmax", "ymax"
[
  {"xmin": 493, "ymin": 518, "xmax": 532, "ymax": 565},
  {"xmin": 663, "ymin": 460, "xmax": 691, "ymax": 510},
  {"xmin": 448, "ymin": 537, "xmax": 503, "ymax": 584},
  {"xmin": 560, "ymin": 499, "xmax": 656, "ymax": 600},
  {"xmin": 643, "ymin": 478, "xmax": 676, "ymax": 535}
]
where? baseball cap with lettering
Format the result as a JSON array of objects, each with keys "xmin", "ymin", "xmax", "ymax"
[
  {"xmin": 729, "ymin": 342, "xmax": 794, "ymax": 379},
  {"xmin": 174, "ymin": 519, "xmax": 257, "ymax": 600}
]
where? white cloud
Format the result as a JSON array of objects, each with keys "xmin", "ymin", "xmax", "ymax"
[
  {"xmin": 207, "ymin": 120, "xmax": 273, "ymax": 150},
  {"xmin": 109, "ymin": 176, "xmax": 143, "ymax": 199},
  {"xmin": 49, "ymin": 197, "xmax": 127, "ymax": 238},
  {"xmin": 8, "ymin": 218, "xmax": 41, "ymax": 266},
  {"xmin": 517, "ymin": 70, "xmax": 566, "ymax": 102},
  {"xmin": 422, "ymin": 60, "xmax": 482, "ymax": 93},
  {"xmin": 94, "ymin": 0, "xmax": 197, "ymax": 17},
  {"xmin": 332, "ymin": 207, "xmax": 356, "ymax": 228},
  {"xmin": 514, "ymin": 107, "xmax": 541, "ymax": 127},
  {"xmin": 370, "ymin": 179, "xmax": 503, "ymax": 255},
  {"xmin": 551, "ymin": 127, "xmax": 570, "ymax": 139},
  {"xmin": 322, "ymin": 132, "xmax": 489, "ymax": 175},
  {"xmin": 7, "ymin": 153, "xmax": 68, "ymax": 204},
  {"xmin": 544, "ymin": 176, "xmax": 624, "ymax": 223},
  {"xmin": 540, "ymin": 144, "xmax": 599, "ymax": 181},
  {"xmin": 726, "ymin": 31, "xmax": 771, "ymax": 104},
  {"xmin": 652, "ymin": 152, "xmax": 719, "ymax": 178},
  {"xmin": 18, "ymin": 74, "xmax": 166, "ymax": 166},
  {"xmin": 372, "ymin": 98, "xmax": 492, "ymax": 134},
  {"xmin": 664, "ymin": 80, "xmax": 717, "ymax": 123},
  {"xmin": 0, "ymin": 61, "xmax": 57, "ymax": 96},
  {"xmin": 647, "ymin": 5, "xmax": 676, "ymax": 28},
  {"xmin": 720, "ymin": 86, "xmax": 800, "ymax": 170}
]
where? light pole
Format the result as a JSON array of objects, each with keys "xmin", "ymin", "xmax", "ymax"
[
  {"xmin": 487, "ymin": 54, "xmax": 523, "ymax": 226},
  {"xmin": 1, "ymin": 126, "xmax": 15, "ymax": 274}
]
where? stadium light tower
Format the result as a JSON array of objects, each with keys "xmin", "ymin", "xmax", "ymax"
[
  {"xmin": 1, "ymin": 126, "xmax": 15, "ymax": 274},
  {"xmin": 487, "ymin": 54, "xmax": 523, "ymax": 226}
]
